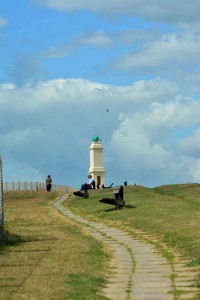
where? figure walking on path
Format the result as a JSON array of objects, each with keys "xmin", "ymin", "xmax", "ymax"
[{"xmin": 46, "ymin": 175, "xmax": 52, "ymax": 192}]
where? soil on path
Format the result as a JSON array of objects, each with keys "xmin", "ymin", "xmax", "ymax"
[{"xmin": 53, "ymin": 194, "xmax": 199, "ymax": 300}]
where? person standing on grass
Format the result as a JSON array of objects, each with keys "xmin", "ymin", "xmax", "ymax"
[{"xmin": 46, "ymin": 175, "xmax": 52, "ymax": 192}]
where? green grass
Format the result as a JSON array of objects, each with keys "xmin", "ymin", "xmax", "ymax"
[
  {"xmin": 0, "ymin": 191, "xmax": 109, "ymax": 300},
  {"xmin": 64, "ymin": 184, "xmax": 200, "ymax": 295},
  {"xmin": 64, "ymin": 184, "xmax": 200, "ymax": 260}
]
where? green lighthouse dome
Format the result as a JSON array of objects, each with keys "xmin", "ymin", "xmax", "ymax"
[{"xmin": 92, "ymin": 135, "xmax": 100, "ymax": 142}]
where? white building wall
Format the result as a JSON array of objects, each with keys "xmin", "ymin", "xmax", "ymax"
[{"xmin": 89, "ymin": 141, "xmax": 105, "ymax": 187}]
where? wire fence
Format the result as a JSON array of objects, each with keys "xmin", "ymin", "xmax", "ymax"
[
  {"xmin": 3, "ymin": 181, "xmax": 76, "ymax": 193},
  {"xmin": 0, "ymin": 158, "xmax": 4, "ymax": 234}
]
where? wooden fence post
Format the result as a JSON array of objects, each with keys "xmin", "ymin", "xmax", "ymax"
[
  {"xmin": 0, "ymin": 156, "xmax": 4, "ymax": 239},
  {"xmin": 2, "ymin": 181, "xmax": 77, "ymax": 193}
]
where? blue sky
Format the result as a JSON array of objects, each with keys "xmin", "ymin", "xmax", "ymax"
[{"xmin": 1, "ymin": 1, "xmax": 200, "ymax": 188}]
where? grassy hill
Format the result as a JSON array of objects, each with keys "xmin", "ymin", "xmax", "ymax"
[
  {"xmin": 66, "ymin": 184, "xmax": 200, "ymax": 260},
  {"xmin": 65, "ymin": 184, "xmax": 200, "ymax": 286},
  {"xmin": 1, "ymin": 184, "xmax": 200, "ymax": 299}
]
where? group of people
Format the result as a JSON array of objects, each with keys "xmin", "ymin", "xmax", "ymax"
[{"xmin": 45, "ymin": 174, "xmax": 95, "ymax": 193}]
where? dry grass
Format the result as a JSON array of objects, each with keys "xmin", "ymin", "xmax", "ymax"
[{"xmin": 0, "ymin": 192, "xmax": 109, "ymax": 300}]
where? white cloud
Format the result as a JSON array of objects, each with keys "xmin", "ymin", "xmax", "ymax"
[
  {"xmin": 77, "ymin": 28, "xmax": 159, "ymax": 48},
  {"xmin": 1, "ymin": 78, "xmax": 177, "ymax": 110},
  {"xmin": 107, "ymin": 96, "xmax": 200, "ymax": 186},
  {"xmin": 0, "ymin": 17, "xmax": 8, "ymax": 27},
  {"xmin": 41, "ymin": 27, "xmax": 200, "ymax": 95},
  {"xmin": 1, "ymin": 77, "xmax": 200, "ymax": 187},
  {"xmin": 80, "ymin": 31, "xmax": 112, "ymax": 48},
  {"xmin": 32, "ymin": 0, "xmax": 200, "ymax": 26},
  {"xmin": 188, "ymin": 159, "xmax": 200, "ymax": 183},
  {"xmin": 44, "ymin": 29, "xmax": 156, "ymax": 59},
  {"xmin": 179, "ymin": 128, "xmax": 200, "ymax": 158},
  {"xmin": 113, "ymin": 32, "xmax": 200, "ymax": 73}
]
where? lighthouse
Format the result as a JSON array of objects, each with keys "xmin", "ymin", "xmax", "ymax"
[{"xmin": 88, "ymin": 135, "xmax": 105, "ymax": 188}]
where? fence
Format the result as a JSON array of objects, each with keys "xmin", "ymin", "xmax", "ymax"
[
  {"xmin": 0, "ymin": 157, "xmax": 4, "ymax": 237},
  {"xmin": 3, "ymin": 181, "xmax": 76, "ymax": 193}
]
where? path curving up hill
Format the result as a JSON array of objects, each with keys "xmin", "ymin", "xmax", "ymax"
[{"xmin": 53, "ymin": 194, "xmax": 199, "ymax": 300}]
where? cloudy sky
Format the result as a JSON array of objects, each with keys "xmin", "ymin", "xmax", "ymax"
[{"xmin": 1, "ymin": 1, "xmax": 200, "ymax": 188}]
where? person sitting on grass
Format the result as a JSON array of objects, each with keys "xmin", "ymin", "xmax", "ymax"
[{"xmin": 80, "ymin": 175, "xmax": 95, "ymax": 191}]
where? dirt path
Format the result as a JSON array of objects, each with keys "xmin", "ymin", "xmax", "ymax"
[{"xmin": 53, "ymin": 194, "xmax": 199, "ymax": 300}]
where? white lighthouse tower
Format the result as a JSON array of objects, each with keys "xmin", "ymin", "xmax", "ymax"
[{"xmin": 88, "ymin": 135, "xmax": 105, "ymax": 188}]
